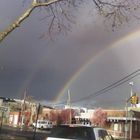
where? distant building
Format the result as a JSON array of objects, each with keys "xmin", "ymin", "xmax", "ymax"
[
  {"xmin": 0, "ymin": 98, "xmax": 3, "ymax": 106},
  {"xmin": 106, "ymin": 109, "xmax": 140, "ymax": 139},
  {"xmin": 9, "ymin": 112, "xmax": 21, "ymax": 127},
  {"xmin": 71, "ymin": 106, "xmax": 140, "ymax": 139},
  {"xmin": 0, "ymin": 97, "xmax": 38, "ymax": 127},
  {"xmin": 41, "ymin": 105, "xmax": 54, "ymax": 120},
  {"xmin": 0, "ymin": 97, "xmax": 16, "ymax": 124}
]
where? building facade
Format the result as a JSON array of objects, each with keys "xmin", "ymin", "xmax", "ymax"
[{"xmin": 105, "ymin": 109, "xmax": 140, "ymax": 139}]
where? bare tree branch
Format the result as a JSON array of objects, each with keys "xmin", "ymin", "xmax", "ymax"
[
  {"xmin": 0, "ymin": 0, "xmax": 63, "ymax": 42},
  {"xmin": 0, "ymin": 0, "xmax": 140, "ymax": 42},
  {"xmin": 0, "ymin": 5, "xmax": 35, "ymax": 42}
]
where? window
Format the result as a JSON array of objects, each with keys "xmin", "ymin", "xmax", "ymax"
[
  {"xmin": 114, "ymin": 123, "xmax": 119, "ymax": 131},
  {"xmin": 98, "ymin": 130, "xmax": 112, "ymax": 140},
  {"xmin": 50, "ymin": 125, "xmax": 95, "ymax": 140}
]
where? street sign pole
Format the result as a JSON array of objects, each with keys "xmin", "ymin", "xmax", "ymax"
[
  {"xmin": 0, "ymin": 106, "xmax": 8, "ymax": 133},
  {"xmin": 0, "ymin": 111, "xmax": 4, "ymax": 133}
]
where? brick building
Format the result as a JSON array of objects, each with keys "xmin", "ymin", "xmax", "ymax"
[{"xmin": 106, "ymin": 109, "xmax": 140, "ymax": 139}]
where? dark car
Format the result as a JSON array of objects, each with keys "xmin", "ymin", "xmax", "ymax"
[{"xmin": 45, "ymin": 124, "xmax": 114, "ymax": 140}]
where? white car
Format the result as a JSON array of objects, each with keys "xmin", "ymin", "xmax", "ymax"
[
  {"xmin": 45, "ymin": 124, "xmax": 114, "ymax": 140},
  {"xmin": 33, "ymin": 120, "xmax": 53, "ymax": 129}
]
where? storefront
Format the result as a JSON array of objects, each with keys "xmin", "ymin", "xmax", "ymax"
[{"xmin": 107, "ymin": 114, "xmax": 140, "ymax": 139}]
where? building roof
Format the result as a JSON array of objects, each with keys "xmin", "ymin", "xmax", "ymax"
[
  {"xmin": 0, "ymin": 97, "xmax": 16, "ymax": 102},
  {"xmin": 43, "ymin": 105, "xmax": 54, "ymax": 109},
  {"xmin": 107, "ymin": 116, "xmax": 140, "ymax": 121}
]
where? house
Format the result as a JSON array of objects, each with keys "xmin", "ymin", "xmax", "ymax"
[
  {"xmin": 0, "ymin": 97, "xmax": 16, "ymax": 124},
  {"xmin": 106, "ymin": 109, "xmax": 140, "ymax": 139},
  {"xmin": 41, "ymin": 105, "xmax": 54, "ymax": 120},
  {"xmin": 73, "ymin": 107, "xmax": 140, "ymax": 139},
  {"xmin": 9, "ymin": 111, "xmax": 21, "ymax": 127}
]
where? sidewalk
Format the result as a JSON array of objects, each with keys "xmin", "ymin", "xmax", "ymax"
[{"xmin": 0, "ymin": 134, "xmax": 27, "ymax": 140}]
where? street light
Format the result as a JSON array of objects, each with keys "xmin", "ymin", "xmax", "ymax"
[
  {"xmin": 129, "ymin": 82, "xmax": 134, "ymax": 99},
  {"xmin": 125, "ymin": 82, "xmax": 134, "ymax": 140}
]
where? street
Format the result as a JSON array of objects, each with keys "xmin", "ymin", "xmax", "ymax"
[{"xmin": 0, "ymin": 125, "xmax": 50, "ymax": 140}]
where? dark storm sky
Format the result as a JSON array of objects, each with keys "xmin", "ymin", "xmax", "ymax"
[{"xmin": 1, "ymin": 0, "xmax": 140, "ymax": 108}]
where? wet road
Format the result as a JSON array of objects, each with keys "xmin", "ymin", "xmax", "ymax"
[{"xmin": 0, "ymin": 125, "xmax": 51, "ymax": 140}]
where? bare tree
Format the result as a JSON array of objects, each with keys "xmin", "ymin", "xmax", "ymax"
[
  {"xmin": 0, "ymin": 0, "xmax": 140, "ymax": 42},
  {"xmin": 49, "ymin": 110, "xmax": 58, "ymax": 122},
  {"xmin": 60, "ymin": 109, "xmax": 75, "ymax": 124},
  {"xmin": 91, "ymin": 108, "xmax": 107, "ymax": 127}
]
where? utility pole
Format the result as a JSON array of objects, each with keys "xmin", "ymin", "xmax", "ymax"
[
  {"xmin": 129, "ymin": 82, "xmax": 134, "ymax": 140},
  {"xmin": 67, "ymin": 90, "xmax": 71, "ymax": 124},
  {"xmin": 125, "ymin": 99, "xmax": 128, "ymax": 140},
  {"xmin": 0, "ymin": 107, "xmax": 8, "ymax": 133},
  {"xmin": 33, "ymin": 103, "xmax": 40, "ymax": 140},
  {"xmin": 21, "ymin": 89, "xmax": 27, "ymax": 129},
  {"xmin": 125, "ymin": 81, "xmax": 133, "ymax": 140}
]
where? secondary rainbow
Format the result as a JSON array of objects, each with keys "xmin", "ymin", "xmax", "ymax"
[{"xmin": 54, "ymin": 28, "xmax": 140, "ymax": 102}]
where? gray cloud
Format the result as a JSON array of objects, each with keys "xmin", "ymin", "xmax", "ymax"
[{"xmin": 0, "ymin": 0, "xmax": 140, "ymax": 109}]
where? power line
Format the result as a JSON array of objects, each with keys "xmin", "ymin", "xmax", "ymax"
[
  {"xmin": 71, "ymin": 69, "xmax": 140, "ymax": 103},
  {"xmin": 56, "ymin": 69, "xmax": 140, "ymax": 105}
]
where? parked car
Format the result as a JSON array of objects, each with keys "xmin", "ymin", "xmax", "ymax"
[
  {"xmin": 32, "ymin": 120, "xmax": 53, "ymax": 129},
  {"xmin": 45, "ymin": 124, "xmax": 114, "ymax": 140}
]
